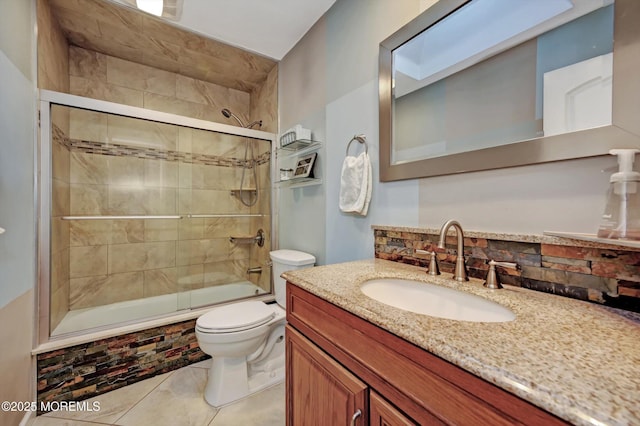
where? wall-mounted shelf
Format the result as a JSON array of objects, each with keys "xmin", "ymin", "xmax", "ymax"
[
  {"xmin": 276, "ymin": 177, "xmax": 323, "ymax": 189},
  {"xmin": 276, "ymin": 138, "xmax": 322, "ymax": 189},
  {"xmin": 279, "ymin": 139, "xmax": 319, "ymax": 151},
  {"xmin": 276, "ymin": 140, "xmax": 321, "ymax": 157},
  {"xmin": 543, "ymin": 231, "xmax": 640, "ymax": 249}
]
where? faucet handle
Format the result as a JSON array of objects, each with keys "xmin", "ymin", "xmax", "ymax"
[
  {"xmin": 415, "ymin": 249, "xmax": 441, "ymax": 275},
  {"xmin": 427, "ymin": 251, "xmax": 440, "ymax": 276},
  {"xmin": 484, "ymin": 260, "xmax": 518, "ymax": 289}
]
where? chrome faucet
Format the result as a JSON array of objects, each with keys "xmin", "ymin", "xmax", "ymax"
[{"xmin": 437, "ymin": 220, "xmax": 468, "ymax": 282}]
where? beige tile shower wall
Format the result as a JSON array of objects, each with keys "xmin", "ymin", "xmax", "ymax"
[
  {"xmin": 63, "ymin": 45, "xmax": 273, "ymax": 310},
  {"xmin": 249, "ymin": 141, "xmax": 272, "ymax": 291},
  {"xmin": 39, "ymin": 0, "xmax": 71, "ymax": 330},
  {"xmin": 37, "ymin": 0, "xmax": 69, "ymax": 93},
  {"xmin": 50, "ymin": 125, "xmax": 70, "ymax": 330},
  {"xmin": 69, "ymin": 46, "xmax": 251, "ymax": 125},
  {"xmin": 65, "ymin": 125, "xmax": 268, "ymax": 309},
  {"xmin": 250, "ymin": 66, "xmax": 278, "ymax": 133},
  {"xmin": 249, "ymin": 65, "xmax": 276, "ymax": 293}
]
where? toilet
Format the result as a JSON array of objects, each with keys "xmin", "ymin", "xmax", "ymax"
[{"xmin": 195, "ymin": 249, "xmax": 315, "ymax": 407}]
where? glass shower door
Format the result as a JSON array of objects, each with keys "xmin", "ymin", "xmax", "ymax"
[
  {"xmin": 46, "ymin": 98, "xmax": 273, "ymax": 337},
  {"xmin": 179, "ymin": 128, "xmax": 272, "ymax": 310}
]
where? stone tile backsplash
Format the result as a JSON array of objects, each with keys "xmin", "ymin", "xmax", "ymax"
[{"xmin": 374, "ymin": 226, "xmax": 640, "ymax": 312}]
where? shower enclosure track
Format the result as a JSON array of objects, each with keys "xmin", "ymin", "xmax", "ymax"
[
  {"xmin": 188, "ymin": 214, "xmax": 266, "ymax": 218},
  {"xmin": 61, "ymin": 215, "xmax": 182, "ymax": 220},
  {"xmin": 61, "ymin": 214, "xmax": 266, "ymax": 220}
]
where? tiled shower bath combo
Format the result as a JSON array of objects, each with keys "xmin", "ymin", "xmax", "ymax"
[
  {"xmin": 38, "ymin": 97, "xmax": 274, "ymax": 406},
  {"xmin": 48, "ymin": 105, "xmax": 272, "ymax": 336}
]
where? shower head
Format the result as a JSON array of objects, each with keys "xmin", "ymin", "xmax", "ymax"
[
  {"xmin": 221, "ymin": 108, "xmax": 245, "ymax": 127},
  {"xmin": 221, "ymin": 108, "xmax": 262, "ymax": 129}
]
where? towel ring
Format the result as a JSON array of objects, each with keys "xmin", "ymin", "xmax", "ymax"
[{"xmin": 346, "ymin": 134, "xmax": 368, "ymax": 156}]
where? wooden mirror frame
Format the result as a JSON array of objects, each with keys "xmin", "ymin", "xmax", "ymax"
[{"xmin": 379, "ymin": 0, "xmax": 640, "ymax": 181}]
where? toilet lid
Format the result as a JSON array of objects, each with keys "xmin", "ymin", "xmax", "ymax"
[{"xmin": 196, "ymin": 301, "xmax": 275, "ymax": 332}]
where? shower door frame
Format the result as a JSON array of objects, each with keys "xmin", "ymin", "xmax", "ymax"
[{"xmin": 37, "ymin": 89, "xmax": 278, "ymax": 346}]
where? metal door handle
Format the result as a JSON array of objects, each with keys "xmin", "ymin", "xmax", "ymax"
[{"xmin": 350, "ymin": 409, "xmax": 362, "ymax": 426}]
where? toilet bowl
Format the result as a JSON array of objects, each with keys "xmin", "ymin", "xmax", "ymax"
[{"xmin": 195, "ymin": 249, "xmax": 315, "ymax": 407}]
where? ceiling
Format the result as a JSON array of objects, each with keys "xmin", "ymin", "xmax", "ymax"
[
  {"xmin": 48, "ymin": 0, "xmax": 336, "ymax": 92},
  {"xmin": 111, "ymin": 0, "xmax": 337, "ymax": 61}
]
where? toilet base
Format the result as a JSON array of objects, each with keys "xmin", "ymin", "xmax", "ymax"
[
  {"xmin": 203, "ymin": 329, "xmax": 285, "ymax": 407},
  {"xmin": 248, "ymin": 345, "xmax": 285, "ymax": 395},
  {"xmin": 204, "ymin": 357, "xmax": 249, "ymax": 407}
]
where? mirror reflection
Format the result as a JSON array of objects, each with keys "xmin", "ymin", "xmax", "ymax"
[{"xmin": 391, "ymin": 0, "xmax": 614, "ymax": 165}]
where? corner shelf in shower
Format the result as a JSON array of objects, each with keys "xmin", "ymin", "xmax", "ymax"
[
  {"xmin": 229, "ymin": 188, "xmax": 257, "ymax": 199},
  {"xmin": 230, "ymin": 188, "xmax": 258, "ymax": 204}
]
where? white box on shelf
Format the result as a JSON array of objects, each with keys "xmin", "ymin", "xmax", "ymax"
[{"xmin": 280, "ymin": 125, "xmax": 312, "ymax": 149}]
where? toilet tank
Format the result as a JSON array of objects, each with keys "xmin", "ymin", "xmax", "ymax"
[{"xmin": 270, "ymin": 249, "xmax": 315, "ymax": 308}]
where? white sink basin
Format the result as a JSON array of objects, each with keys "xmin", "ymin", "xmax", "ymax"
[{"xmin": 361, "ymin": 278, "xmax": 515, "ymax": 323}]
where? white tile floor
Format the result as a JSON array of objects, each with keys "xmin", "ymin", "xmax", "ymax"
[{"xmin": 29, "ymin": 361, "xmax": 285, "ymax": 426}]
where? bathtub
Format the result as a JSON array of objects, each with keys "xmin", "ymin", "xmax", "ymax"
[{"xmin": 52, "ymin": 281, "xmax": 268, "ymax": 336}]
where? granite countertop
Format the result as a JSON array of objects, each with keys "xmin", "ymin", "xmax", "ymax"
[{"xmin": 282, "ymin": 259, "xmax": 640, "ymax": 426}]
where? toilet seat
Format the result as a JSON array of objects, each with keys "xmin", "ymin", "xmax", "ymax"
[{"xmin": 196, "ymin": 301, "xmax": 275, "ymax": 333}]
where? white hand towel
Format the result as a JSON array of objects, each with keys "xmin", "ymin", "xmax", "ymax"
[
  {"xmin": 339, "ymin": 152, "xmax": 372, "ymax": 216},
  {"xmin": 359, "ymin": 156, "xmax": 372, "ymax": 216}
]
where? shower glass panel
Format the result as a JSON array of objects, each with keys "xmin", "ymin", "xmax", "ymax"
[{"xmin": 47, "ymin": 102, "xmax": 272, "ymax": 337}]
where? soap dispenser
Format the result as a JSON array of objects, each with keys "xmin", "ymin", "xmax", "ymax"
[{"xmin": 597, "ymin": 149, "xmax": 640, "ymax": 240}]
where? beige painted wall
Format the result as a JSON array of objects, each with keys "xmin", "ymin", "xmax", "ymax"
[{"xmin": 0, "ymin": 291, "xmax": 35, "ymax": 426}]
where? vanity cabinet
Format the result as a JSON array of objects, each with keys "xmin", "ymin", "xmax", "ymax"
[
  {"xmin": 286, "ymin": 326, "xmax": 367, "ymax": 425},
  {"xmin": 370, "ymin": 391, "xmax": 417, "ymax": 426},
  {"xmin": 287, "ymin": 327, "xmax": 415, "ymax": 426},
  {"xmin": 285, "ymin": 283, "xmax": 569, "ymax": 426}
]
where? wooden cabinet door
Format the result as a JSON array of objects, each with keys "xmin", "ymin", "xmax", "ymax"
[
  {"xmin": 370, "ymin": 391, "xmax": 421, "ymax": 426},
  {"xmin": 286, "ymin": 325, "xmax": 367, "ymax": 426}
]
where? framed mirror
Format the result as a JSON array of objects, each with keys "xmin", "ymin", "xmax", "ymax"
[{"xmin": 379, "ymin": 0, "xmax": 640, "ymax": 181}]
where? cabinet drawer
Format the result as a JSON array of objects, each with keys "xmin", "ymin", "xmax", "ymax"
[{"xmin": 287, "ymin": 283, "xmax": 567, "ymax": 426}]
